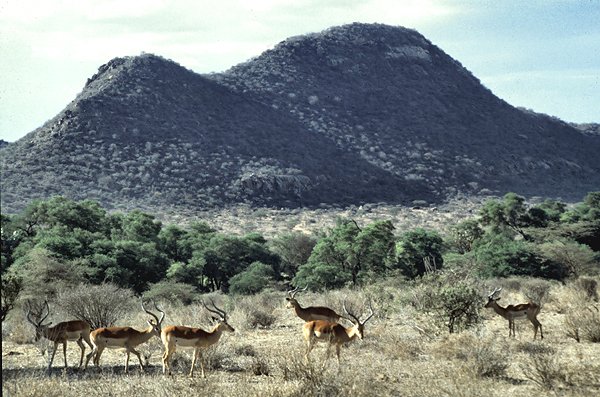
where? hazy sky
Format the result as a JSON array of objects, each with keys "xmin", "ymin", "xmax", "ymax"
[{"xmin": 1, "ymin": 0, "xmax": 599, "ymax": 142}]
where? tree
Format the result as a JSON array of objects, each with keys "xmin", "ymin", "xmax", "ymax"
[
  {"xmin": 449, "ymin": 219, "xmax": 484, "ymax": 254},
  {"xmin": 1, "ymin": 274, "xmax": 22, "ymax": 322},
  {"xmin": 538, "ymin": 240, "xmax": 598, "ymax": 277},
  {"xmin": 270, "ymin": 232, "xmax": 317, "ymax": 278},
  {"xmin": 394, "ymin": 228, "xmax": 445, "ymax": 278},
  {"xmin": 292, "ymin": 261, "xmax": 352, "ymax": 290},
  {"xmin": 229, "ymin": 262, "xmax": 276, "ymax": 295},
  {"xmin": 472, "ymin": 233, "xmax": 568, "ymax": 280},
  {"xmin": 293, "ymin": 219, "xmax": 398, "ymax": 287},
  {"xmin": 352, "ymin": 220, "xmax": 396, "ymax": 279},
  {"xmin": 191, "ymin": 233, "xmax": 279, "ymax": 292},
  {"xmin": 6, "ymin": 247, "xmax": 90, "ymax": 300},
  {"xmin": 480, "ymin": 192, "xmax": 531, "ymax": 240}
]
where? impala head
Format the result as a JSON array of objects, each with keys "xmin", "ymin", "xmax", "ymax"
[
  {"xmin": 343, "ymin": 300, "xmax": 375, "ymax": 340},
  {"xmin": 202, "ymin": 299, "xmax": 235, "ymax": 333},
  {"xmin": 286, "ymin": 286, "xmax": 308, "ymax": 308},
  {"xmin": 26, "ymin": 300, "xmax": 52, "ymax": 341},
  {"xmin": 142, "ymin": 299, "xmax": 166, "ymax": 335},
  {"xmin": 485, "ymin": 287, "xmax": 503, "ymax": 308}
]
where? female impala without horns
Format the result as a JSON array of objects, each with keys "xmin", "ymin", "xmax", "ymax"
[
  {"xmin": 84, "ymin": 301, "xmax": 165, "ymax": 372},
  {"xmin": 161, "ymin": 300, "xmax": 234, "ymax": 377},
  {"xmin": 485, "ymin": 287, "xmax": 543, "ymax": 339},
  {"xmin": 26, "ymin": 300, "xmax": 93, "ymax": 373},
  {"xmin": 303, "ymin": 300, "xmax": 374, "ymax": 368},
  {"xmin": 286, "ymin": 286, "xmax": 344, "ymax": 323}
]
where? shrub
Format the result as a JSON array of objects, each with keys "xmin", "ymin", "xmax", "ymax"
[
  {"xmin": 565, "ymin": 305, "xmax": 600, "ymax": 343},
  {"xmin": 576, "ymin": 277, "xmax": 599, "ymax": 301},
  {"xmin": 521, "ymin": 350, "xmax": 567, "ymax": 390},
  {"xmin": 229, "ymin": 262, "xmax": 276, "ymax": 295},
  {"xmin": 56, "ymin": 283, "xmax": 135, "ymax": 329},
  {"xmin": 143, "ymin": 280, "xmax": 198, "ymax": 305},
  {"xmin": 231, "ymin": 292, "xmax": 279, "ymax": 330},
  {"xmin": 521, "ymin": 278, "xmax": 552, "ymax": 306},
  {"xmin": 1, "ymin": 274, "xmax": 22, "ymax": 322}
]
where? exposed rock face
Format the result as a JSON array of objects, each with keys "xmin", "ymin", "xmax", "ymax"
[{"xmin": 1, "ymin": 23, "xmax": 598, "ymax": 213}]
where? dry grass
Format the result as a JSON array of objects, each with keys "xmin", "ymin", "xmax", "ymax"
[{"xmin": 4, "ymin": 279, "xmax": 600, "ymax": 397}]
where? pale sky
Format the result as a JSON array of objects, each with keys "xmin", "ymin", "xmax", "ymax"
[{"xmin": 1, "ymin": 0, "xmax": 599, "ymax": 142}]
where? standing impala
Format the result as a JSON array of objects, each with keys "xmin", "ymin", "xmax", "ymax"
[
  {"xmin": 26, "ymin": 301, "xmax": 93, "ymax": 373},
  {"xmin": 84, "ymin": 301, "xmax": 165, "ymax": 373},
  {"xmin": 303, "ymin": 300, "xmax": 374, "ymax": 368},
  {"xmin": 287, "ymin": 286, "xmax": 344, "ymax": 323},
  {"xmin": 161, "ymin": 300, "xmax": 234, "ymax": 378},
  {"xmin": 485, "ymin": 287, "xmax": 543, "ymax": 339}
]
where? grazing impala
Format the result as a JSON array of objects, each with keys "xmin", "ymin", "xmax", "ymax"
[
  {"xmin": 303, "ymin": 300, "xmax": 374, "ymax": 368},
  {"xmin": 84, "ymin": 301, "xmax": 165, "ymax": 373},
  {"xmin": 485, "ymin": 287, "xmax": 543, "ymax": 339},
  {"xmin": 26, "ymin": 301, "xmax": 93, "ymax": 373},
  {"xmin": 287, "ymin": 286, "xmax": 344, "ymax": 323},
  {"xmin": 161, "ymin": 300, "xmax": 235, "ymax": 377}
]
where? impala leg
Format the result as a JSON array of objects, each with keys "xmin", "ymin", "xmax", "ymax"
[
  {"xmin": 305, "ymin": 338, "xmax": 315, "ymax": 364},
  {"xmin": 47, "ymin": 342, "xmax": 59, "ymax": 373},
  {"xmin": 162, "ymin": 345, "xmax": 174, "ymax": 375},
  {"xmin": 322, "ymin": 344, "xmax": 332, "ymax": 369},
  {"xmin": 189, "ymin": 348, "xmax": 199, "ymax": 377},
  {"xmin": 130, "ymin": 347, "xmax": 145, "ymax": 372},
  {"xmin": 76, "ymin": 338, "xmax": 85, "ymax": 368},
  {"xmin": 532, "ymin": 318, "xmax": 543, "ymax": 340},
  {"xmin": 125, "ymin": 350, "xmax": 130, "ymax": 373},
  {"xmin": 62, "ymin": 341, "xmax": 68, "ymax": 369},
  {"xmin": 335, "ymin": 344, "xmax": 341, "ymax": 368},
  {"xmin": 84, "ymin": 347, "xmax": 96, "ymax": 369},
  {"xmin": 199, "ymin": 350, "xmax": 206, "ymax": 378},
  {"xmin": 94, "ymin": 346, "xmax": 105, "ymax": 366}
]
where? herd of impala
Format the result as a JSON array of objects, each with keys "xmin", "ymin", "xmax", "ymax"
[{"xmin": 24, "ymin": 286, "xmax": 543, "ymax": 376}]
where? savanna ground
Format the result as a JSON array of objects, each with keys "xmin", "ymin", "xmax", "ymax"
[{"xmin": 3, "ymin": 276, "xmax": 600, "ymax": 397}]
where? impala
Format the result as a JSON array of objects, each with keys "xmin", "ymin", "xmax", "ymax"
[
  {"xmin": 26, "ymin": 300, "xmax": 93, "ymax": 373},
  {"xmin": 287, "ymin": 286, "xmax": 344, "ymax": 323},
  {"xmin": 485, "ymin": 287, "xmax": 543, "ymax": 339},
  {"xmin": 161, "ymin": 300, "xmax": 235, "ymax": 377},
  {"xmin": 84, "ymin": 301, "xmax": 165, "ymax": 373},
  {"xmin": 303, "ymin": 300, "xmax": 374, "ymax": 368}
]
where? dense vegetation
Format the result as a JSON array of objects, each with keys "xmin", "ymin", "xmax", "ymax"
[{"xmin": 2, "ymin": 192, "xmax": 598, "ymax": 324}]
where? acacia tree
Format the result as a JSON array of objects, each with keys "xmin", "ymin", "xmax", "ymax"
[
  {"xmin": 293, "ymin": 219, "xmax": 396, "ymax": 288},
  {"xmin": 269, "ymin": 232, "xmax": 317, "ymax": 278},
  {"xmin": 394, "ymin": 228, "xmax": 445, "ymax": 278},
  {"xmin": 479, "ymin": 192, "xmax": 532, "ymax": 240}
]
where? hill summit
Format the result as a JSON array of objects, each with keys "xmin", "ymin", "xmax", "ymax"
[{"xmin": 1, "ymin": 23, "xmax": 598, "ymax": 213}]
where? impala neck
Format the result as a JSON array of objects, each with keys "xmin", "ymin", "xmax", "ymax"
[
  {"xmin": 205, "ymin": 323, "xmax": 226, "ymax": 343},
  {"xmin": 139, "ymin": 325, "xmax": 158, "ymax": 343},
  {"xmin": 488, "ymin": 300, "xmax": 509, "ymax": 317}
]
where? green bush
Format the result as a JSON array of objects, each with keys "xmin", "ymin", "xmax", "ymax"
[
  {"xmin": 229, "ymin": 262, "xmax": 276, "ymax": 295},
  {"xmin": 144, "ymin": 280, "xmax": 198, "ymax": 305}
]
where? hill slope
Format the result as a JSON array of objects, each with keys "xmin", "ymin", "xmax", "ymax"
[{"xmin": 1, "ymin": 23, "xmax": 598, "ymax": 213}]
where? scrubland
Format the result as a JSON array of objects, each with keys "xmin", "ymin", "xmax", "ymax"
[{"xmin": 3, "ymin": 277, "xmax": 600, "ymax": 397}]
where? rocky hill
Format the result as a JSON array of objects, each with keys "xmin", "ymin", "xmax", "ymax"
[{"xmin": 1, "ymin": 23, "xmax": 598, "ymax": 214}]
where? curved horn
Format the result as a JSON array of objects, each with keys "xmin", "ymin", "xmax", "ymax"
[
  {"xmin": 488, "ymin": 287, "xmax": 502, "ymax": 299},
  {"xmin": 141, "ymin": 299, "xmax": 162, "ymax": 325},
  {"xmin": 360, "ymin": 300, "xmax": 375, "ymax": 325},
  {"xmin": 154, "ymin": 301, "xmax": 166, "ymax": 325},
  {"xmin": 25, "ymin": 300, "xmax": 38, "ymax": 326},
  {"xmin": 287, "ymin": 286, "xmax": 299, "ymax": 298},
  {"xmin": 40, "ymin": 301, "xmax": 50, "ymax": 324},
  {"xmin": 202, "ymin": 299, "xmax": 227, "ymax": 321},
  {"xmin": 343, "ymin": 300, "xmax": 360, "ymax": 324}
]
